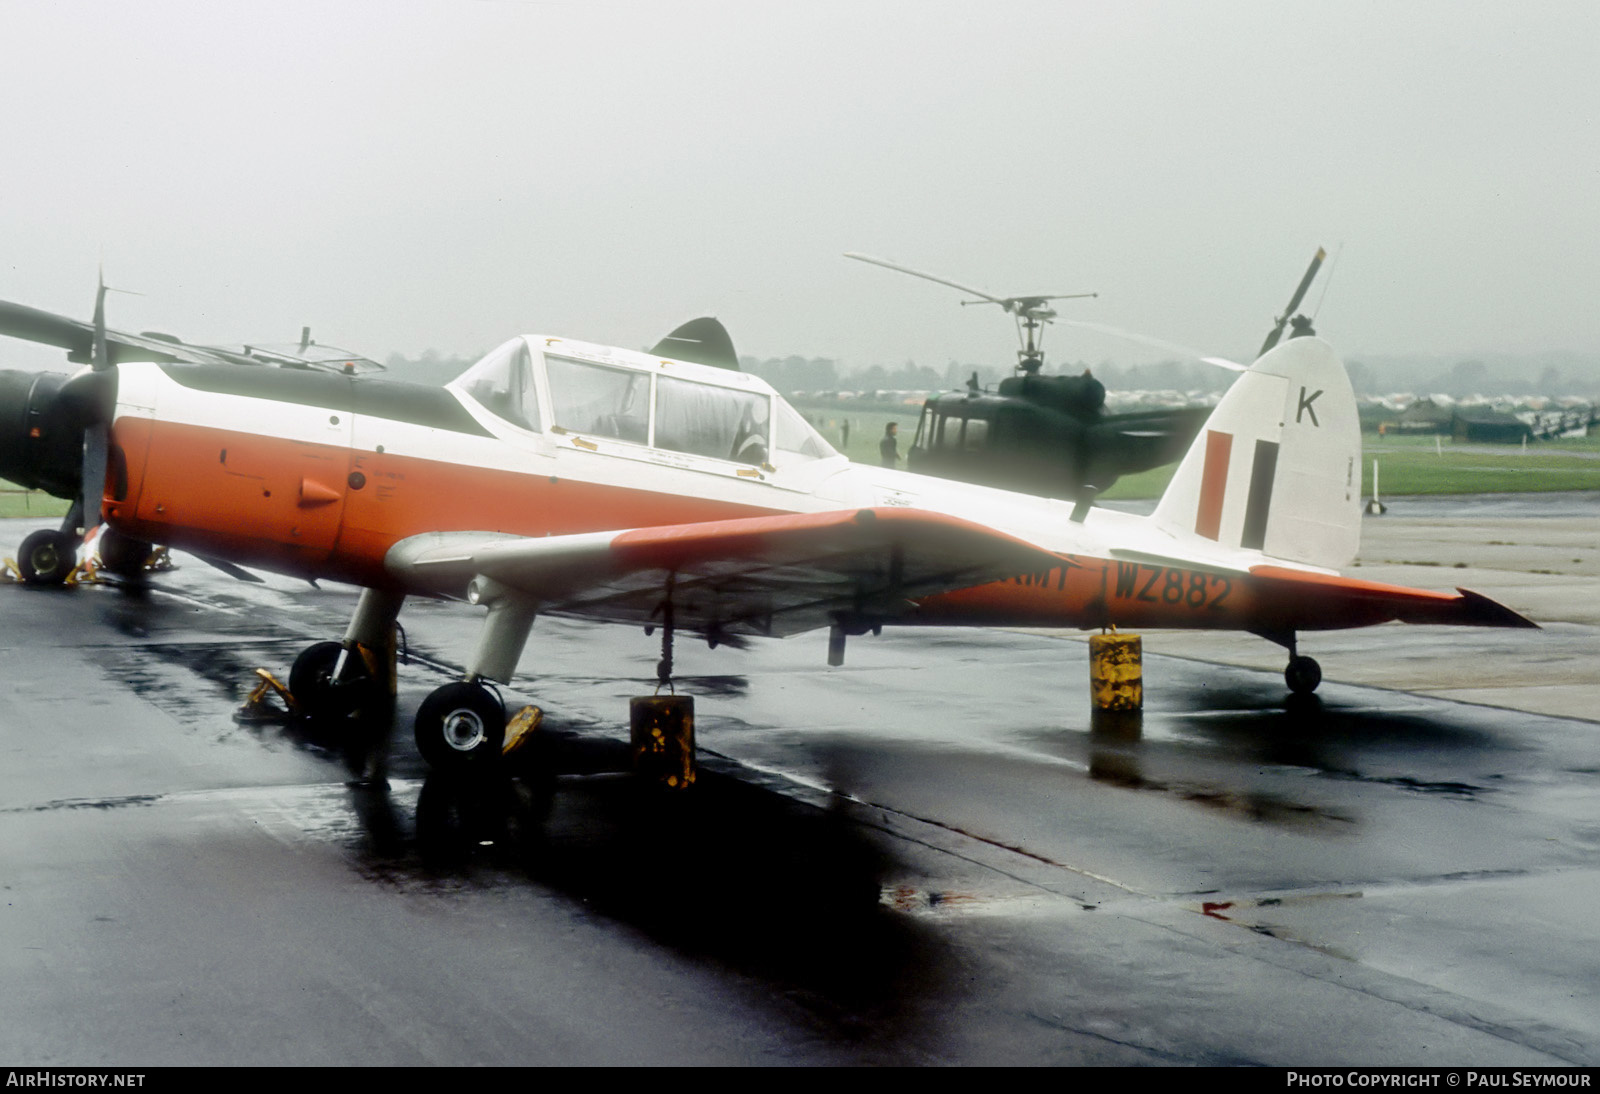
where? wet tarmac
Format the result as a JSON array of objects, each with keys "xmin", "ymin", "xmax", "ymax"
[{"xmin": 0, "ymin": 503, "xmax": 1596, "ymax": 1066}]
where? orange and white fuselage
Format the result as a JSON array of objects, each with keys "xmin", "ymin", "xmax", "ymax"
[{"xmin": 99, "ymin": 334, "xmax": 1525, "ymax": 641}]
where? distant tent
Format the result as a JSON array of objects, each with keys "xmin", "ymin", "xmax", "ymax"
[
  {"xmin": 1394, "ymin": 399, "xmax": 1454, "ymax": 434},
  {"xmin": 1451, "ymin": 407, "xmax": 1533, "ymax": 444}
]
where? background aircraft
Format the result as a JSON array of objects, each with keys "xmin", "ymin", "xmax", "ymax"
[
  {"xmin": 0, "ymin": 287, "xmax": 384, "ymax": 580},
  {"xmin": 845, "ymin": 249, "xmax": 1327, "ymax": 503}
]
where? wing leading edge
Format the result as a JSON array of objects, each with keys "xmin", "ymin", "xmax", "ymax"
[{"xmin": 385, "ymin": 507, "xmax": 1064, "ymax": 639}]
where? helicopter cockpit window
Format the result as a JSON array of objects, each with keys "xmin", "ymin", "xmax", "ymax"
[
  {"xmin": 460, "ymin": 339, "xmax": 541, "ymax": 432},
  {"xmin": 961, "ymin": 417, "xmax": 989, "ymax": 451},
  {"xmin": 926, "ymin": 412, "xmax": 989, "ymax": 452},
  {"xmin": 546, "ymin": 356, "xmax": 648, "ymax": 444},
  {"xmin": 773, "ymin": 400, "xmax": 834, "ymax": 463},
  {"xmin": 655, "ymin": 375, "xmax": 771, "ymax": 465}
]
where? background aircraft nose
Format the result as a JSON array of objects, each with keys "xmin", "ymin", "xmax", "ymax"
[{"xmin": 0, "ymin": 367, "xmax": 101, "ymax": 500}]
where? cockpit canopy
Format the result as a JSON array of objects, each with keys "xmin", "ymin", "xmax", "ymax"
[{"xmin": 453, "ymin": 336, "xmax": 836, "ymax": 467}]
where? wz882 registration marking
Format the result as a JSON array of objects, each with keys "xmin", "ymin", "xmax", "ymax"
[{"xmin": 1113, "ymin": 561, "xmax": 1233, "ymax": 610}]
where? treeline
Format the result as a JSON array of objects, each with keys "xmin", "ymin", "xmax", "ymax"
[{"xmin": 383, "ymin": 346, "xmax": 1600, "ymax": 400}]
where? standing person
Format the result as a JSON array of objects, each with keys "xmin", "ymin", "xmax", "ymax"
[{"xmin": 879, "ymin": 422, "xmax": 899, "ymax": 467}]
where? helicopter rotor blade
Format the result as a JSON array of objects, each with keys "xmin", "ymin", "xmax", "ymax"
[
  {"xmin": 1258, "ymin": 247, "xmax": 1327, "ymax": 357},
  {"xmin": 844, "ymin": 252, "xmax": 1013, "ymax": 308},
  {"xmin": 1062, "ymin": 319, "xmax": 1247, "ymax": 372},
  {"xmin": 844, "ymin": 252, "xmax": 1094, "ymax": 320}
]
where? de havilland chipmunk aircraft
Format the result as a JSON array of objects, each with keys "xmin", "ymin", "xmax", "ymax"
[{"xmin": 0, "ymin": 289, "xmax": 1535, "ymax": 770}]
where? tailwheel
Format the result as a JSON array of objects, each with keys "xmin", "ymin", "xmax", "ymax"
[
  {"xmin": 415, "ymin": 681, "xmax": 506, "ymax": 770},
  {"xmin": 18, "ymin": 529, "xmax": 77, "ymax": 586},
  {"xmin": 1285, "ymin": 654, "xmax": 1322, "ymax": 695}
]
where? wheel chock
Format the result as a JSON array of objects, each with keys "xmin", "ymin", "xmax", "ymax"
[
  {"xmin": 0, "ymin": 559, "xmax": 20, "ymax": 584},
  {"xmin": 145, "ymin": 546, "xmax": 175, "ymax": 573},
  {"xmin": 64, "ymin": 562, "xmax": 102, "ymax": 586},
  {"xmin": 503, "ymin": 705, "xmax": 543, "ymax": 756},
  {"xmin": 235, "ymin": 669, "xmax": 298, "ymax": 724}
]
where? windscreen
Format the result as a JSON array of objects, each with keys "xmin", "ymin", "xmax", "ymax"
[{"xmin": 459, "ymin": 339, "xmax": 540, "ymax": 431}]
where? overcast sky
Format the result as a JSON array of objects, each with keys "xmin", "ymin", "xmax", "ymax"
[{"xmin": 1, "ymin": 0, "xmax": 1595, "ymax": 377}]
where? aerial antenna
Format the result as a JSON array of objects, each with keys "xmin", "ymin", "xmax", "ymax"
[
  {"xmin": 845, "ymin": 252, "xmax": 1096, "ymax": 375},
  {"xmin": 1310, "ymin": 242, "xmax": 1343, "ymax": 322}
]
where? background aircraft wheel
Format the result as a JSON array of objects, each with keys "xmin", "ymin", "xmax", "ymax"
[
  {"xmin": 1286, "ymin": 655, "xmax": 1322, "ymax": 695},
  {"xmin": 18, "ymin": 529, "xmax": 77, "ymax": 585},
  {"xmin": 97, "ymin": 528, "xmax": 153, "ymax": 578},
  {"xmin": 415, "ymin": 682, "xmax": 505, "ymax": 770},
  {"xmin": 290, "ymin": 641, "xmax": 362, "ymax": 718}
]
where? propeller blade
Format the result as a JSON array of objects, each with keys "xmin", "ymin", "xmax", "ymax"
[
  {"xmin": 91, "ymin": 271, "xmax": 111, "ymax": 371},
  {"xmin": 78, "ymin": 274, "xmax": 119, "ymax": 532},
  {"xmin": 79, "ymin": 424, "xmax": 108, "ymax": 533}
]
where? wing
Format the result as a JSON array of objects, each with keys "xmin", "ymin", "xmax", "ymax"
[
  {"xmin": 0, "ymin": 298, "xmax": 382, "ymax": 372},
  {"xmin": 386, "ymin": 507, "xmax": 1062, "ymax": 638}
]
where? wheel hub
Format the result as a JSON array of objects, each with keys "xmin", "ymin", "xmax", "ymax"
[{"xmin": 441, "ymin": 709, "xmax": 487, "ymax": 752}]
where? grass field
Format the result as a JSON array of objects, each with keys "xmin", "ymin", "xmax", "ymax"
[
  {"xmin": 1101, "ymin": 430, "xmax": 1600, "ymax": 500},
  {"xmin": 805, "ymin": 405, "xmax": 1600, "ymax": 499},
  {"xmin": 0, "ymin": 485, "xmax": 68, "ymax": 520}
]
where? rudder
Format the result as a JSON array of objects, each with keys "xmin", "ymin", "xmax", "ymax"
[{"xmin": 1151, "ymin": 337, "xmax": 1360, "ymax": 570}]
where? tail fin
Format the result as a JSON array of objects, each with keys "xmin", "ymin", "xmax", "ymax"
[{"xmin": 1151, "ymin": 336, "xmax": 1360, "ymax": 570}]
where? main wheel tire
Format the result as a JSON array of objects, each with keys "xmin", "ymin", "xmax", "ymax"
[
  {"xmin": 415, "ymin": 682, "xmax": 506, "ymax": 770},
  {"xmin": 97, "ymin": 528, "xmax": 153, "ymax": 578},
  {"xmin": 1285, "ymin": 654, "xmax": 1322, "ymax": 695},
  {"xmin": 18, "ymin": 529, "xmax": 77, "ymax": 586},
  {"xmin": 290, "ymin": 641, "xmax": 356, "ymax": 718}
]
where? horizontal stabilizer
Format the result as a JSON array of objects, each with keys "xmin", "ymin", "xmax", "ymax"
[{"xmin": 1248, "ymin": 565, "xmax": 1538, "ymax": 630}]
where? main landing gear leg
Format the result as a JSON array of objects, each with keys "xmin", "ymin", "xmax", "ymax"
[
  {"xmin": 291, "ymin": 588, "xmax": 405, "ymax": 777},
  {"xmin": 1257, "ymin": 629, "xmax": 1322, "ymax": 696},
  {"xmin": 413, "ymin": 580, "xmax": 534, "ymax": 771},
  {"xmin": 15, "ymin": 499, "xmax": 87, "ymax": 586}
]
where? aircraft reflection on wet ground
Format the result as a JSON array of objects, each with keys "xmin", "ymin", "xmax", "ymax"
[{"xmin": 4, "ymin": 513, "xmax": 1598, "ymax": 1064}]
